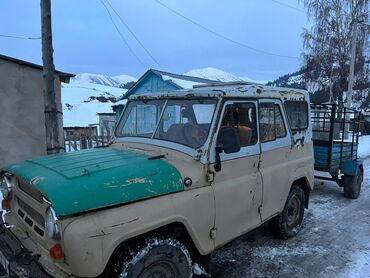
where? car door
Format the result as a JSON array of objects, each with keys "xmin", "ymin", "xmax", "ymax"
[
  {"xmin": 258, "ymin": 99, "xmax": 292, "ymax": 221},
  {"xmin": 210, "ymin": 100, "xmax": 263, "ymax": 247}
]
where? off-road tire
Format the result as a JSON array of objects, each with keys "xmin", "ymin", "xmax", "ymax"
[
  {"xmin": 269, "ymin": 185, "xmax": 306, "ymax": 239},
  {"xmin": 343, "ymin": 169, "xmax": 363, "ymax": 199},
  {"xmin": 102, "ymin": 236, "xmax": 193, "ymax": 278}
]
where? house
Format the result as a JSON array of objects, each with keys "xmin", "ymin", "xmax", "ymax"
[
  {"xmin": 98, "ymin": 112, "xmax": 116, "ymax": 138},
  {"xmin": 0, "ymin": 54, "xmax": 73, "ymax": 168},
  {"xmin": 112, "ymin": 69, "xmax": 219, "ymax": 119}
]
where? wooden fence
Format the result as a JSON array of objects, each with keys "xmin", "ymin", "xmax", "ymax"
[{"xmin": 64, "ymin": 135, "xmax": 111, "ymax": 152}]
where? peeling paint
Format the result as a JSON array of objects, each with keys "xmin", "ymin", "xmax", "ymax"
[
  {"xmin": 30, "ymin": 176, "xmax": 44, "ymax": 185},
  {"xmin": 88, "ymin": 230, "xmax": 112, "ymax": 238},
  {"xmin": 110, "ymin": 217, "xmax": 139, "ymax": 228}
]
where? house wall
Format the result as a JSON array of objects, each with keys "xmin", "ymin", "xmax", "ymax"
[
  {"xmin": 129, "ymin": 74, "xmax": 178, "ymax": 95},
  {"xmin": 0, "ymin": 59, "xmax": 63, "ymax": 168}
]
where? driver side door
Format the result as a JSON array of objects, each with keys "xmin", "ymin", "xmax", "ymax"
[{"xmin": 210, "ymin": 100, "xmax": 263, "ymax": 247}]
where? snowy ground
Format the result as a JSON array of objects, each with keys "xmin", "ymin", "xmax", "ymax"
[{"xmin": 210, "ymin": 136, "xmax": 370, "ymax": 278}]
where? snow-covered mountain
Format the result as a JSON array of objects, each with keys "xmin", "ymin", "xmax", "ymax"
[
  {"xmin": 72, "ymin": 73, "xmax": 137, "ymax": 88},
  {"xmin": 62, "ymin": 77, "xmax": 131, "ymax": 127},
  {"xmin": 185, "ymin": 67, "xmax": 267, "ymax": 84}
]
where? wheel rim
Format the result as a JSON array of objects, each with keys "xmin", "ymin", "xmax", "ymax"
[
  {"xmin": 286, "ymin": 195, "xmax": 301, "ymax": 228},
  {"xmin": 138, "ymin": 260, "xmax": 177, "ymax": 278}
]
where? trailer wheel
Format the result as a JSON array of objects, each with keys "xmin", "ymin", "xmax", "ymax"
[
  {"xmin": 269, "ymin": 185, "xmax": 305, "ymax": 239},
  {"xmin": 343, "ymin": 169, "xmax": 363, "ymax": 199},
  {"xmin": 103, "ymin": 236, "xmax": 193, "ymax": 278}
]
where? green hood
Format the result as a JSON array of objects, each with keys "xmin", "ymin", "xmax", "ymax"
[{"xmin": 2, "ymin": 148, "xmax": 183, "ymax": 217}]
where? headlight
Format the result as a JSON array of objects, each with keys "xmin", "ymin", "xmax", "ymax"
[
  {"xmin": 45, "ymin": 207, "xmax": 60, "ymax": 240},
  {"xmin": 0, "ymin": 174, "xmax": 13, "ymax": 199}
]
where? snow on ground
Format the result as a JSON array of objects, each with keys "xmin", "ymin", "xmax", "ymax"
[
  {"xmin": 358, "ymin": 135, "xmax": 370, "ymax": 159},
  {"xmin": 62, "ymin": 81, "xmax": 127, "ymax": 127}
]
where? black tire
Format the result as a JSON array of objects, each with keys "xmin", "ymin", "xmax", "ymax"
[
  {"xmin": 103, "ymin": 236, "xmax": 193, "ymax": 278},
  {"xmin": 343, "ymin": 169, "xmax": 363, "ymax": 199},
  {"xmin": 269, "ymin": 185, "xmax": 306, "ymax": 239}
]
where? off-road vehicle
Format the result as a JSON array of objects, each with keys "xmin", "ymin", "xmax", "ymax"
[{"xmin": 0, "ymin": 82, "xmax": 314, "ymax": 277}]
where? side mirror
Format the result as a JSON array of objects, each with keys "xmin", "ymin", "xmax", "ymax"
[{"xmin": 218, "ymin": 127, "xmax": 241, "ymax": 154}]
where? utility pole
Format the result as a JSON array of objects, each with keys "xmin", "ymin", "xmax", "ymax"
[
  {"xmin": 41, "ymin": 0, "xmax": 64, "ymax": 154},
  {"xmin": 344, "ymin": 21, "xmax": 359, "ymax": 139},
  {"xmin": 346, "ymin": 21, "xmax": 359, "ymax": 109}
]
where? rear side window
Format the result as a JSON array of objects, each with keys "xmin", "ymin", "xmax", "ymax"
[
  {"xmin": 259, "ymin": 103, "xmax": 275, "ymax": 142},
  {"xmin": 259, "ymin": 103, "xmax": 287, "ymax": 142},
  {"xmin": 284, "ymin": 101, "xmax": 308, "ymax": 131},
  {"xmin": 275, "ymin": 105, "xmax": 287, "ymax": 138}
]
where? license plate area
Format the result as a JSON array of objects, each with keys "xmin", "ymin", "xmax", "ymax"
[
  {"xmin": 0, "ymin": 249, "xmax": 9, "ymax": 274},
  {"xmin": 2, "ymin": 228, "xmax": 23, "ymax": 255}
]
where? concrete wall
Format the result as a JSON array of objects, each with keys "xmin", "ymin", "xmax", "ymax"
[{"xmin": 0, "ymin": 59, "xmax": 63, "ymax": 168}]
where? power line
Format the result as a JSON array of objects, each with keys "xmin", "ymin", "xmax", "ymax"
[
  {"xmin": 105, "ymin": 0, "xmax": 163, "ymax": 69},
  {"xmin": 99, "ymin": 0, "xmax": 147, "ymax": 68},
  {"xmin": 154, "ymin": 0, "xmax": 299, "ymax": 60},
  {"xmin": 0, "ymin": 34, "xmax": 41, "ymax": 40},
  {"xmin": 268, "ymin": 0, "xmax": 305, "ymax": 13}
]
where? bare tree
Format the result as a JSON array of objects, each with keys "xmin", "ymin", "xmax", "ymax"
[{"xmin": 301, "ymin": 0, "xmax": 369, "ymax": 107}]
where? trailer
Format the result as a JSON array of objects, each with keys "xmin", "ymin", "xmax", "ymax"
[{"xmin": 311, "ymin": 103, "xmax": 363, "ymax": 198}]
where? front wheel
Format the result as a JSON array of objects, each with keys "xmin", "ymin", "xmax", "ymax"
[
  {"xmin": 104, "ymin": 237, "xmax": 193, "ymax": 278},
  {"xmin": 269, "ymin": 185, "xmax": 306, "ymax": 239},
  {"xmin": 343, "ymin": 169, "xmax": 363, "ymax": 199}
]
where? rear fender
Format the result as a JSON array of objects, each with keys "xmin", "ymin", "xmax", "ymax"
[{"xmin": 341, "ymin": 160, "xmax": 363, "ymax": 177}]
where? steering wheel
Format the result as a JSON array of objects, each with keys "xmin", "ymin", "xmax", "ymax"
[{"xmin": 182, "ymin": 123, "xmax": 206, "ymax": 146}]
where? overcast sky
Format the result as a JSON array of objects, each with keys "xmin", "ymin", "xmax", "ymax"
[{"xmin": 0, "ymin": 0, "xmax": 309, "ymax": 81}]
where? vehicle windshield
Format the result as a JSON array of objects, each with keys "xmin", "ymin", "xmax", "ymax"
[{"xmin": 115, "ymin": 98, "xmax": 217, "ymax": 148}]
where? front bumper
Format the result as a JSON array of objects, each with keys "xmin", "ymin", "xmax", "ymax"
[{"xmin": 0, "ymin": 213, "xmax": 51, "ymax": 278}]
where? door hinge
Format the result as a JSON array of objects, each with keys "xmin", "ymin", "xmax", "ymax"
[
  {"xmin": 258, "ymin": 205, "xmax": 263, "ymax": 214},
  {"xmin": 207, "ymin": 171, "xmax": 215, "ymax": 183},
  {"xmin": 210, "ymin": 228, "xmax": 217, "ymax": 239}
]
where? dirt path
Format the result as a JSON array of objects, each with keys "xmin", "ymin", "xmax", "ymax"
[{"xmin": 210, "ymin": 158, "xmax": 370, "ymax": 278}]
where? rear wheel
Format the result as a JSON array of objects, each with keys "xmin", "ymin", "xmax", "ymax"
[
  {"xmin": 343, "ymin": 169, "xmax": 363, "ymax": 199},
  {"xmin": 269, "ymin": 185, "xmax": 306, "ymax": 239}
]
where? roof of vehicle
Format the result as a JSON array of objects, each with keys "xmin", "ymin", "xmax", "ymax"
[{"xmin": 129, "ymin": 82, "xmax": 309, "ymax": 101}]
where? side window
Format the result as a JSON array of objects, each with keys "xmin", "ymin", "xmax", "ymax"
[
  {"xmin": 217, "ymin": 102, "xmax": 258, "ymax": 151},
  {"xmin": 284, "ymin": 101, "xmax": 308, "ymax": 131},
  {"xmin": 259, "ymin": 103, "xmax": 275, "ymax": 142},
  {"xmin": 275, "ymin": 104, "xmax": 287, "ymax": 138}
]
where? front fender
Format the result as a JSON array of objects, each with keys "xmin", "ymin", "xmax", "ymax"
[{"xmin": 62, "ymin": 187, "xmax": 215, "ymax": 277}]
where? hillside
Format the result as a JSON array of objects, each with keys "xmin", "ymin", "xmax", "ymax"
[{"xmin": 266, "ymin": 70, "xmax": 305, "ymax": 89}]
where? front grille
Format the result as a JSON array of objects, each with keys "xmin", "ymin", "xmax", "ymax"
[
  {"xmin": 18, "ymin": 178, "xmax": 43, "ymax": 204},
  {"xmin": 17, "ymin": 198, "xmax": 45, "ymax": 227}
]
